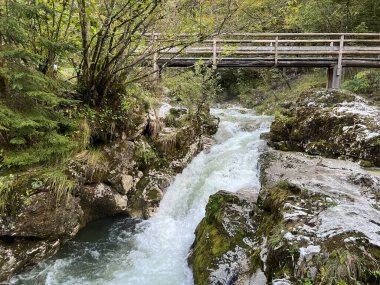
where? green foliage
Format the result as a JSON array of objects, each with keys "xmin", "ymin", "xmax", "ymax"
[
  {"xmin": 134, "ymin": 142, "xmax": 160, "ymax": 171},
  {"xmin": 302, "ymin": 278, "xmax": 313, "ymax": 285},
  {"xmin": 219, "ymin": 69, "xmax": 325, "ymax": 115},
  {"xmin": 1, "ymin": 0, "xmax": 78, "ymax": 75},
  {"xmin": 73, "ymin": 149, "xmax": 108, "ymax": 183},
  {"xmin": 0, "ymin": 20, "xmax": 81, "ymax": 172},
  {"xmin": 298, "ymin": 0, "xmax": 380, "ymax": 32},
  {"xmin": 31, "ymin": 178, "xmax": 43, "ymax": 189},
  {"xmin": 0, "ymin": 174, "xmax": 15, "ymax": 213},
  {"xmin": 20, "ymin": 189, "xmax": 32, "ymax": 206},
  {"xmin": 316, "ymin": 249, "xmax": 378, "ymax": 285},
  {"xmin": 343, "ymin": 70, "xmax": 380, "ymax": 95},
  {"xmin": 163, "ymin": 64, "xmax": 221, "ymax": 118},
  {"xmin": 0, "ymin": 99, "xmax": 80, "ymax": 170}
]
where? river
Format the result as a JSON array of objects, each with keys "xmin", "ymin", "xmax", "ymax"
[{"xmin": 11, "ymin": 107, "xmax": 272, "ymax": 285}]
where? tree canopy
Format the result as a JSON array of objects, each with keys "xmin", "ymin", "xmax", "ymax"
[{"xmin": 0, "ymin": 0, "xmax": 379, "ymax": 171}]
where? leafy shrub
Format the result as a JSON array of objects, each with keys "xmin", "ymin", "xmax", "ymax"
[
  {"xmin": 163, "ymin": 63, "xmax": 221, "ymax": 118},
  {"xmin": 343, "ymin": 70, "xmax": 380, "ymax": 95},
  {"xmin": 134, "ymin": 142, "xmax": 160, "ymax": 171}
]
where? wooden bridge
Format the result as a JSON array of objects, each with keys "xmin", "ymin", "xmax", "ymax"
[{"xmin": 150, "ymin": 33, "xmax": 380, "ymax": 89}]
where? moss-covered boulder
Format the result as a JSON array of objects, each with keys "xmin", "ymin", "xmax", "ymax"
[
  {"xmin": 257, "ymin": 150, "xmax": 380, "ymax": 284},
  {"xmin": 270, "ymin": 89, "xmax": 380, "ymax": 166},
  {"xmin": 127, "ymin": 170, "xmax": 171, "ymax": 218},
  {"xmin": 190, "ymin": 149, "xmax": 380, "ymax": 285},
  {"xmin": 188, "ymin": 190, "xmax": 260, "ymax": 285}
]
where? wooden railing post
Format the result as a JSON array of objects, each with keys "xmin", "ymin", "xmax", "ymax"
[
  {"xmin": 334, "ymin": 34, "xmax": 345, "ymax": 88},
  {"xmin": 212, "ymin": 37, "xmax": 217, "ymax": 69},
  {"xmin": 337, "ymin": 35, "xmax": 344, "ymax": 76},
  {"xmin": 327, "ymin": 40, "xmax": 334, "ymax": 89},
  {"xmin": 153, "ymin": 34, "xmax": 160, "ymax": 83},
  {"xmin": 274, "ymin": 36, "xmax": 279, "ymax": 66}
]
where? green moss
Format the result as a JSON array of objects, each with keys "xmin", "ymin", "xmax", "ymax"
[
  {"xmin": 135, "ymin": 177, "xmax": 150, "ymax": 193},
  {"xmin": 270, "ymin": 115, "xmax": 295, "ymax": 143},
  {"xmin": 261, "ymin": 180, "xmax": 300, "ymax": 213},
  {"xmin": 205, "ymin": 194, "xmax": 226, "ymax": 217},
  {"xmin": 255, "ymin": 181, "xmax": 303, "ymax": 281},
  {"xmin": 189, "ymin": 192, "xmax": 259, "ymax": 285},
  {"xmin": 190, "ymin": 178, "xmax": 380, "ymax": 284},
  {"xmin": 359, "ymin": 160, "xmax": 376, "ymax": 168},
  {"xmin": 146, "ymin": 187, "xmax": 162, "ymax": 202}
]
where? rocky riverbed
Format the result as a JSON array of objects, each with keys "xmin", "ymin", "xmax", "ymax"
[
  {"xmin": 0, "ymin": 102, "xmax": 218, "ymax": 282},
  {"xmin": 2, "ymin": 89, "xmax": 379, "ymax": 284},
  {"xmin": 189, "ymin": 90, "xmax": 380, "ymax": 285}
]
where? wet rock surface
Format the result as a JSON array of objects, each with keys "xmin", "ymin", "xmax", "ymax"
[
  {"xmin": 0, "ymin": 102, "xmax": 219, "ymax": 282},
  {"xmin": 78, "ymin": 183, "xmax": 128, "ymax": 223},
  {"xmin": 258, "ymin": 150, "xmax": 380, "ymax": 284},
  {"xmin": 0, "ymin": 238, "xmax": 60, "ymax": 282},
  {"xmin": 0, "ymin": 192, "xmax": 82, "ymax": 281},
  {"xmin": 189, "ymin": 190, "xmax": 259, "ymax": 285},
  {"xmin": 270, "ymin": 89, "xmax": 380, "ymax": 166},
  {"xmin": 189, "ymin": 150, "xmax": 380, "ymax": 285}
]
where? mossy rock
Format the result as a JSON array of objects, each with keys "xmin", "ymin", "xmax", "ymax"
[
  {"xmin": 297, "ymin": 89, "xmax": 356, "ymax": 107},
  {"xmin": 269, "ymin": 89, "xmax": 380, "ymax": 166},
  {"xmin": 189, "ymin": 191, "xmax": 258, "ymax": 285},
  {"xmin": 270, "ymin": 116, "xmax": 295, "ymax": 142}
]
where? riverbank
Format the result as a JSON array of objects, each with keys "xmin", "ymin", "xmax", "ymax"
[
  {"xmin": 0, "ymin": 101, "xmax": 218, "ymax": 282},
  {"xmin": 9, "ymin": 107, "xmax": 272, "ymax": 284},
  {"xmin": 189, "ymin": 89, "xmax": 380, "ymax": 284}
]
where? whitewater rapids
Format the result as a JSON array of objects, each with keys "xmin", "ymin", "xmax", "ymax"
[{"xmin": 12, "ymin": 107, "xmax": 272, "ymax": 285}]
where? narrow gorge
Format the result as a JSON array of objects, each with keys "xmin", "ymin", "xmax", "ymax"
[
  {"xmin": 9, "ymin": 108, "xmax": 272, "ymax": 284},
  {"xmin": 1, "ymin": 1, "xmax": 380, "ymax": 284},
  {"xmin": 8, "ymin": 89, "xmax": 379, "ymax": 285}
]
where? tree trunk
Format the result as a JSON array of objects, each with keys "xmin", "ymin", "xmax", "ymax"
[{"xmin": 77, "ymin": 0, "xmax": 91, "ymax": 104}]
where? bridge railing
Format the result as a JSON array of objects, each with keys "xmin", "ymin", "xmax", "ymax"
[
  {"xmin": 146, "ymin": 33, "xmax": 380, "ymax": 88},
  {"xmin": 152, "ymin": 33, "xmax": 380, "ymax": 61}
]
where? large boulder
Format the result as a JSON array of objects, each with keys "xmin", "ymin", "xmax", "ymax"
[
  {"xmin": 127, "ymin": 170, "xmax": 170, "ymax": 219},
  {"xmin": 270, "ymin": 89, "xmax": 380, "ymax": 166},
  {"xmin": 0, "ymin": 192, "xmax": 83, "ymax": 239},
  {"xmin": 78, "ymin": 183, "xmax": 128, "ymax": 223},
  {"xmin": 0, "ymin": 192, "xmax": 83, "ymax": 282},
  {"xmin": 0, "ymin": 239, "xmax": 60, "ymax": 282},
  {"xmin": 189, "ymin": 190, "xmax": 259, "ymax": 285},
  {"xmin": 257, "ymin": 150, "xmax": 380, "ymax": 284},
  {"xmin": 189, "ymin": 150, "xmax": 380, "ymax": 285},
  {"xmin": 103, "ymin": 140, "xmax": 136, "ymax": 176}
]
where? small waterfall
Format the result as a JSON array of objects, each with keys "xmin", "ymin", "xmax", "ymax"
[{"xmin": 12, "ymin": 108, "xmax": 272, "ymax": 285}]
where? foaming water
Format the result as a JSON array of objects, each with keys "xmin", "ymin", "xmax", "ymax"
[{"xmin": 11, "ymin": 108, "xmax": 272, "ymax": 285}]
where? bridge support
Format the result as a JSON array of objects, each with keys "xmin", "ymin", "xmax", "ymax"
[{"xmin": 327, "ymin": 65, "xmax": 342, "ymax": 89}]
